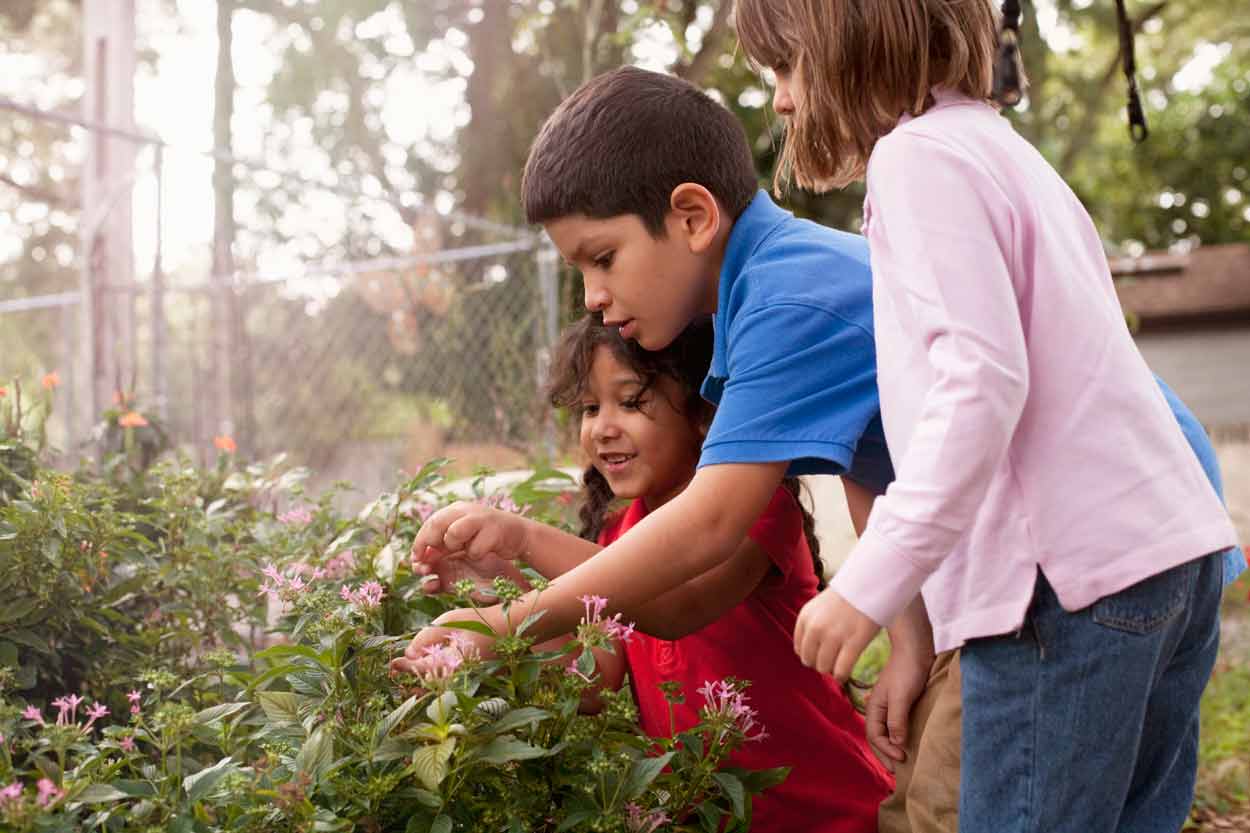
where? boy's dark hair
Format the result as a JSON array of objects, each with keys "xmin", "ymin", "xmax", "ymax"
[
  {"xmin": 547, "ymin": 315, "xmax": 826, "ymax": 590},
  {"xmin": 522, "ymin": 66, "xmax": 759, "ymax": 235}
]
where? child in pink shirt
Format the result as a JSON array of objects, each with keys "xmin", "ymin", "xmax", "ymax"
[{"xmin": 734, "ymin": 1, "xmax": 1239, "ymax": 832}]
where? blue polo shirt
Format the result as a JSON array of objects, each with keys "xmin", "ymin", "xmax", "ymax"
[
  {"xmin": 1158, "ymin": 378, "xmax": 1247, "ymax": 587},
  {"xmin": 698, "ymin": 191, "xmax": 894, "ymax": 493}
]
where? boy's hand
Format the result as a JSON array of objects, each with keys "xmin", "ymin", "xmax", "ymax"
[
  {"xmin": 412, "ymin": 502, "xmax": 529, "ymax": 578},
  {"xmin": 389, "ymin": 606, "xmax": 499, "ymax": 677},
  {"xmin": 794, "ymin": 588, "xmax": 881, "ymax": 681}
]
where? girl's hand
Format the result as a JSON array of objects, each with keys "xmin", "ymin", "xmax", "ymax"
[
  {"xmin": 411, "ymin": 501, "xmax": 530, "ymax": 579},
  {"xmin": 389, "ymin": 606, "xmax": 500, "ymax": 677},
  {"xmin": 414, "ymin": 546, "xmax": 531, "ymax": 600},
  {"xmin": 793, "ymin": 588, "xmax": 881, "ymax": 681}
]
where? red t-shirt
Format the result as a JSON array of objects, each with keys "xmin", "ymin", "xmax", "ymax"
[{"xmin": 600, "ymin": 487, "xmax": 893, "ymax": 832}]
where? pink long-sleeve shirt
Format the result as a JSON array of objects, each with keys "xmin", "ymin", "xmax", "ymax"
[{"xmin": 829, "ymin": 89, "xmax": 1239, "ymax": 653}]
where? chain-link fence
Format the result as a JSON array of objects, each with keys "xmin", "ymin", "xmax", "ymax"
[{"xmin": 2, "ymin": 97, "xmax": 570, "ymax": 501}]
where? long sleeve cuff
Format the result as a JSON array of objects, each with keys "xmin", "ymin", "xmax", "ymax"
[{"xmin": 829, "ymin": 526, "xmax": 933, "ymax": 627}]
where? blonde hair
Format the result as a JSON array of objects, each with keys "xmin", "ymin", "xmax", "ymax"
[{"xmin": 735, "ymin": 0, "xmax": 999, "ymax": 191}]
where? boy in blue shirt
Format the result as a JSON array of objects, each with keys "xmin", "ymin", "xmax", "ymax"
[{"xmin": 401, "ymin": 66, "xmax": 1243, "ymax": 762}]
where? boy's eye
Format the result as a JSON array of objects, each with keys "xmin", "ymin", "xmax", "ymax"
[{"xmin": 592, "ymin": 252, "xmax": 614, "ymax": 270}]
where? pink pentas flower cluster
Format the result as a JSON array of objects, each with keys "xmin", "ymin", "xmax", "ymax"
[
  {"xmin": 36, "ymin": 778, "xmax": 62, "ymax": 807},
  {"xmin": 0, "ymin": 782, "xmax": 21, "ymax": 805},
  {"xmin": 340, "ymin": 580, "xmax": 385, "ymax": 611},
  {"xmin": 625, "ymin": 802, "xmax": 670, "ymax": 833},
  {"xmin": 578, "ymin": 594, "xmax": 636, "ymax": 643},
  {"xmin": 127, "ymin": 689, "xmax": 142, "ymax": 716},
  {"xmin": 413, "ymin": 632, "xmax": 479, "ymax": 688},
  {"xmin": 258, "ymin": 563, "xmax": 314, "ymax": 602},
  {"xmin": 25, "ymin": 694, "xmax": 112, "ymax": 734},
  {"xmin": 277, "ymin": 505, "xmax": 314, "ymax": 526},
  {"xmin": 322, "ymin": 549, "xmax": 357, "ymax": 580},
  {"xmin": 479, "ymin": 491, "xmax": 527, "ymax": 515},
  {"xmin": 698, "ymin": 679, "xmax": 766, "ymax": 742}
]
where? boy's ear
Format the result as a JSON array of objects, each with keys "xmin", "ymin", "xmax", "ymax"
[{"xmin": 668, "ymin": 183, "xmax": 722, "ymax": 254}]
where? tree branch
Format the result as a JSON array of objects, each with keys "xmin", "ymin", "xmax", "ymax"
[
  {"xmin": 0, "ymin": 172, "xmax": 70, "ymax": 206},
  {"xmin": 674, "ymin": 0, "xmax": 733, "ymax": 83}
]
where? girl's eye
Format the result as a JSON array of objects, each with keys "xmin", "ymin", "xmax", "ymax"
[
  {"xmin": 622, "ymin": 395, "xmax": 647, "ymax": 411},
  {"xmin": 592, "ymin": 252, "xmax": 614, "ymax": 270},
  {"xmin": 580, "ymin": 403, "xmax": 599, "ymax": 417}
]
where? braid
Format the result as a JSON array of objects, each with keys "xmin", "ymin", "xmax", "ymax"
[
  {"xmin": 577, "ymin": 464, "xmax": 618, "ymax": 543},
  {"xmin": 781, "ymin": 477, "xmax": 826, "ymax": 591}
]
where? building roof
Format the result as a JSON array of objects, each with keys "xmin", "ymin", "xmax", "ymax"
[{"xmin": 1112, "ymin": 243, "xmax": 1250, "ymax": 328}]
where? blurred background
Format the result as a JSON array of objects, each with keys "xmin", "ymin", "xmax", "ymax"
[{"xmin": 0, "ymin": 0, "xmax": 1246, "ymax": 528}]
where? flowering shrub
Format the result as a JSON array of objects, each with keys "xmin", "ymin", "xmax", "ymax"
[{"xmin": 0, "ymin": 429, "xmax": 787, "ymax": 831}]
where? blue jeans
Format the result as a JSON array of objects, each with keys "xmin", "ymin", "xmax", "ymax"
[{"xmin": 959, "ymin": 554, "xmax": 1222, "ymax": 833}]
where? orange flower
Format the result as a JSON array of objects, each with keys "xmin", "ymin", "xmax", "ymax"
[
  {"xmin": 213, "ymin": 435, "xmax": 237, "ymax": 454},
  {"xmin": 118, "ymin": 411, "xmax": 148, "ymax": 428},
  {"xmin": 0, "ymin": 386, "xmax": 6, "ymax": 397},
  {"xmin": 41, "ymin": 371, "xmax": 61, "ymax": 389}
]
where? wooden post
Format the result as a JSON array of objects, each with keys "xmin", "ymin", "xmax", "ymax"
[{"xmin": 80, "ymin": 0, "xmax": 137, "ymax": 438}]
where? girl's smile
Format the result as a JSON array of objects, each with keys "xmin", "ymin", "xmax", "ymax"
[{"xmin": 578, "ymin": 345, "xmax": 705, "ymax": 510}]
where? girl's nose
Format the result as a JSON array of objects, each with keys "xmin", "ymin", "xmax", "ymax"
[
  {"xmin": 591, "ymin": 414, "xmax": 621, "ymax": 441},
  {"xmin": 773, "ymin": 82, "xmax": 795, "ymax": 117}
]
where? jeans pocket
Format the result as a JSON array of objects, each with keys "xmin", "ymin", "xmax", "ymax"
[{"xmin": 1090, "ymin": 559, "xmax": 1199, "ymax": 635}]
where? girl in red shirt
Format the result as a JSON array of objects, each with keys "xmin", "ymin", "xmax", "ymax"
[{"xmin": 409, "ymin": 316, "xmax": 891, "ymax": 832}]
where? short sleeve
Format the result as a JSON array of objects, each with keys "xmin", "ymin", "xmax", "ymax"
[{"xmin": 698, "ymin": 302, "xmax": 893, "ymax": 494}]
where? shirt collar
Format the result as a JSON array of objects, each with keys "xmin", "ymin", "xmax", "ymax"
[{"xmin": 897, "ymin": 86, "xmax": 991, "ymax": 127}]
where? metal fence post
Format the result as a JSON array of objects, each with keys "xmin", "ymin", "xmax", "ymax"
[{"xmin": 536, "ymin": 242, "xmax": 560, "ymax": 459}]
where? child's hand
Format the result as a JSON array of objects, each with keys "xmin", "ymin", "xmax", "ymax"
[
  {"xmin": 411, "ymin": 502, "xmax": 529, "ymax": 577},
  {"xmin": 865, "ymin": 648, "xmax": 931, "ymax": 772},
  {"xmin": 413, "ymin": 545, "xmax": 531, "ymax": 601},
  {"xmin": 389, "ymin": 606, "xmax": 499, "ymax": 677},
  {"xmin": 793, "ymin": 588, "xmax": 881, "ymax": 681}
]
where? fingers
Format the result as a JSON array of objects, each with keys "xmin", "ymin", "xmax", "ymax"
[
  {"xmin": 886, "ymin": 685, "xmax": 911, "ymax": 748},
  {"xmin": 864, "ymin": 693, "xmax": 899, "ymax": 772}
]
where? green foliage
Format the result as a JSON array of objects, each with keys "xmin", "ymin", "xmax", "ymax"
[
  {"xmin": 1193, "ymin": 575, "xmax": 1250, "ymax": 816},
  {"xmin": 0, "ymin": 431, "xmax": 785, "ymax": 831}
]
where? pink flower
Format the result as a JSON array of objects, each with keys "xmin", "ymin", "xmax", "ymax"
[
  {"xmin": 577, "ymin": 594, "xmax": 635, "ymax": 644},
  {"xmin": 565, "ymin": 660, "xmax": 594, "ymax": 683},
  {"xmin": 323, "ymin": 550, "xmax": 357, "ymax": 579},
  {"xmin": 83, "ymin": 702, "xmax": 109, "ymax": 730},
  {"xmin": 119, "ymin": 735, "xmax": 136, "ymax": 752},
  {"xmin": 411, "ymin": 501, "xmax": 438, "ymax": 522},
  {"xmin": 625, "ymin": 802, "xmax": 670, "ymax": 833},
  {"xmin": 341, "ymin": 580, "xmax": 386, "ymax": 610},
  {"xmin": 0, "ymin": 782, "xmax": 22, "ymax": 804},
  {"xmin": 51, "ymin": 693, "xmax": 84, "ymax": 725},
  {"xmin": 417, "ymin": 643, "xmax": 464, "ymax": 684},
  {"xmin": 698, "ymin": 679, "xmax": 765, "ymax": 741},
  {"xmin": 36, "ymin": 778, "xmax": 62, "ymax": 807},
  {"xmin": 278, "ymin": 506, "xmax": 314, "ymax": 526},
  {"xmin": 262, "ymin": 564, "xmax": 284, "ymax": 584},
  {"xmin": 479, "ymin": 492, "xmax": 528, "ymax": 515},
  {"xmin": 22, "ymin": 705, "xmax": 45, "ymax": 726},
  {"xmin": 126, "ymin": 690, "xmax": 142, "ymax": 716}
]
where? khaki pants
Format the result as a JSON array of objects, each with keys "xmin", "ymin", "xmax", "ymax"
[{"xmin": 877, "ymin": 650, "xmax": 962, "ymax": 833}]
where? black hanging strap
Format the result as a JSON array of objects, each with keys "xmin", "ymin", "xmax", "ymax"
[
  {"xmin": 1114, "ymin": 0, "xmax": 1149, "ymax": 142},
  {"xmin": 993, "ymin": 0, "xmax": 1024, "ymax": 107}
]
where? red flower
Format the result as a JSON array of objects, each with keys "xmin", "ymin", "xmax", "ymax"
[
  {"xmin": 41, "ymin": 371, "xmax": 61, "ymax": 390},
  {"xmin": 118, "ymin": 411, "xmax": 148, "ymax": 428},
  {"xmin": 213, "ymin": 435, "xmax": 237, "ymax": 454}
]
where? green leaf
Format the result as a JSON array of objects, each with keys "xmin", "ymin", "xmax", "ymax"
[
  {"xmin": 430, "ymin": 815, "xmax": 452, "ymax": 833},
  {"xmin": 622, "ymin": 752, "xmax": 675, "ymax": 801},
  {"xmin": 486, "ymin": 707, "xmax": 552, "ymax": 736},
  {"xmin": 425, "ymin": 690, "xmax": 457, "ymax": 724},
  {"xmin": 296, "ymin": 725, "xmax": 334, "ymax": 781},
  {"xmin": 253, "ymin": 643, "xmax": 329, "ymax": 668},
  {"xmin": 376, "ymin": 695, "xmax": 419, "ymax": 743},
  {"xmin": 438, "ymin": 619, "xmax": 495, "ymax": 637},
  {"xmin": 74, "ymin": 783, "xmax": 130, "ymax": 803},
  {"xmin": 3, "ymin": 628, "xmax": 50, "ymax": 654},
  {"xmin": 0, "ymin": 596, "xmax": 39, "ymax": 625},
  {"xmin": 514, "ymin": 609, "xmax": 547, "ymax": 637},
  {"xmin": 0, "ymin": 640, "xmax": 18, "ymax": 668},
  {"xmin": 193, "ymin": 702, "xmax": 251, "ymax": 726},
  {"xmin": 473, "ymin": 736, "xmax": 551, "ymax": 765},
  {"xmin": 110, "ymin": 780, "xmax": 157, "ymax": 798},
  {"xmin": 375, "ymin": 541, "xmax": 398, "ymax": 582},
  {"xmin": 712, "ymin": 772, "xmax": 746, "ymax": 819},
  {"xmin": 411, "ymin": 738, "xmax": 456, "ymax": 791},
  {"xmin": 372, "ymin": 737, "xmax": 411, "ymax": 764},
  {"xmin": 256, "ymin": 691, "xmax": 313, "ymax": 725},
  {"xmin": 184, "ymin": 756, "xmax": 237, "ymax": 803},
  {"xmin": 555, "ymin": 809, "xmax": 597, "ymax": 832}
]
